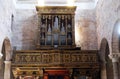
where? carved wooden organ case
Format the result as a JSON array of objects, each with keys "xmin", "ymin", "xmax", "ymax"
[{"xmin": 36, "ymin": 6, "xmax": 76, "ymax": 49}]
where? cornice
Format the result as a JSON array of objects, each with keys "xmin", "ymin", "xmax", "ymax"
[{"xmin": 36, "ymin": 6, "xmax": 76, "ymax": 14}]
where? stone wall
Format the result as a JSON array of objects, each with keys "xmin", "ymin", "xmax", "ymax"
[
  {"xmin": 96, "ymin": 0, "xmax": 120, "ymax": 78},
  {"xmin": 0, "ymin": 0, "xmax": 15, "ymax": 79},
  {"xmin": 0, "ymin": 0, "xmax": 15, "ymax": 53},
  {"xmin": 96, "ymin": 0, "xmax": 120, "ymax": 53},
  {"xmin": 13, "ymin": 8, "xmax": 98, "ymax": 50},
  {"xmin": 12, "ymin": 0, "xmax": 120, "ymax": 51},
  {"xmin": 75, "ymin": 9, "xmax": 98, "ymax": 50},
  {"xmin": 12, "ymin": 9, "xmax": 38, "ymax": 50}
]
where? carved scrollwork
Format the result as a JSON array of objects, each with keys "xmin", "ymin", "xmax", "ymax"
[
  {"xmin": 36, "ymin": 6, "xmax": 76, "ymax": 14},
  {"xmin": 36, "ymin": 55, "xmax": 41, "ymax": 62},
  {"xmin": 25, "ymin": 55, "xmax": 31, "ymax": 62},
  {"xmin": 15, "ymin": 55, "xmax": 20, "ymax": 62},
  {"xmin": 62, "ymin": 54, "xmax": 71, "ymax": 63}
]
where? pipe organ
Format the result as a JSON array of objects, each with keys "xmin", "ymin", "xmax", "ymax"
[
  {"xmin": 36, "ymin": 6, "xmax": 76, "ymax": 49},
  {"xmin": 12, "ymin": 6, "xmax": 100, "ymax": 79},
  {"xmin": 40, "ymin": 14, "xmax": 72, "ymax": 45}
]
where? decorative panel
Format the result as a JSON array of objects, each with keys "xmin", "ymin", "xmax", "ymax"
[{"xmin": 12, "ymin": 50, "xmax": 99, "ymax": 68}]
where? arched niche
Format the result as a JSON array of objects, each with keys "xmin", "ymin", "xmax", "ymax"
[
  {"xmin": 99, "ymin": 38, "xmax": 113, "ymax": 79},
  {"xmin": 0, "ymin": 40, "xmax": 6, "ymax": 79},
  {"xmin": 0, "ymin": 38, "xmax": 12, "ymax": 79}
]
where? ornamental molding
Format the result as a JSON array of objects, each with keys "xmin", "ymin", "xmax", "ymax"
[
  {"xmin": 12, "ymin": 50, "xmax": 99, "ymax": 68},
  {"xmin": 36, "ymin": 6, "xmax": 76, "ymax": 14}
]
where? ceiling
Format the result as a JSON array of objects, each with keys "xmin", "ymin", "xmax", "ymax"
[
  {"xmin": 15, "ymin": 0, "xmax": 98, "ymax": 9},
  {"xmin": 17, "ymin": 0, "xmax": 95, "ymax": 2},
  {"xmin": 17, "ymin": 0, "xmax": 95, "ymax": 3}
]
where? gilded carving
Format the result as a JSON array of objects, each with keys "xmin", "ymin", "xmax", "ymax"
[
  {"xmin": 14, "ymin": 51, "xmax": 97, "ymax": 65},
  {"xmin": 36, "ymin": 55, "xmax": 41, "ymax": 62},
  {"xmin": 42, "ymin": 54, "xmax": 52, "ymax": 63},
  {"xmin": 21, "ymin": 55, "xmax": 24, "ymax": 62},
  {"xmin": 53, "ymin": 53, "xmax": 60, "ymax": 63},
  {"xmin": 25, "ymin": 55, "xmax": 31, "ymax": 62},
  {"xmin": 15, "ymin": 55, "xmax": 20, "ymax": 62},
  {"xmin": 36, "ymin": 6, "xmax": 76, "ymax": 14},
  {"xmin": 62, "ymin": 54, "xmax": 71, "ymax": 63},
  {"xmin": 32, "ymin": 55, "xmax": 36, "ymax": 62},
  {"xmin": 12, "ymin": 50, "xmax": 99, "ymax": 79},
  {"xmin": 13, "ymin": 51, "xmax": 99, "ymax": 66},
  {"xmin": 71, "ymin": 55, "xmax": 77, "ymax": 62}
]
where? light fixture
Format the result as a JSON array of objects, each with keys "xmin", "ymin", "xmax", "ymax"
[
  {"xmin": 38, "ymin": 0, "xmax": 44, "ymax": 6},
  {"xmin": 67, "ymin": 0, "xmax": 75, "ymax": 6}
]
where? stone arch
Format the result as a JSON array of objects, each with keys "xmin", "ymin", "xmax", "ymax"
[
  {"xmin": 99, "ymin": 38, "xmax": 113, "ymax": 79},
  {"xmin": 112, "ymin": 19, "xmax": 120, "ymax": 79},
  {"xmin": 0, "ymin": 39, "xmax": 6, "ymax": 79},
  {"xmin": 4, "ymin": 38, "xmax": 12, "ymax": 61},
  {"xmin": 112, "ymin": 19, "xmax": 120, "ymax": 54},
  {"xmin": 0, "ymin": 37, "xmax": 12, "ymax": 79}
]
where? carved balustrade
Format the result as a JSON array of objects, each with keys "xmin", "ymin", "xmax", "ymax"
[{"xmin": 12, "ymin": 50, "xmax": 99, "ymax": 68}]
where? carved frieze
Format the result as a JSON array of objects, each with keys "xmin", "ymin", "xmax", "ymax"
[
  {"xmin": 36, "ymin": 6, "xmax": 76, "ymax": 14},
  {"xmin": 12, "ymin": 50, "xmax": 99, "ymax": 68}
]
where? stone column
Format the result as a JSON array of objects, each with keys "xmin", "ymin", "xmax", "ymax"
[
  {"xmin": 101, "ymin": 62, "xmax": 107, "ymax": 79},
  {"xmin": 109, "ymin": 53, "xmax": 120, "ymax": 79},
  {"xmin": 4, "ymin": 61, "xmax": 11, "ymax": 79}
]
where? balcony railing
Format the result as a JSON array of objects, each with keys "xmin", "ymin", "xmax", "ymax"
[{"xmin": 12, "ymin": 50, "xmax": 99, "ymax": 68}]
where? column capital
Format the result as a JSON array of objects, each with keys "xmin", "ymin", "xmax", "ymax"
[
  {"xmin": 109, "ymin": 53, "xmax": 120, "ymax": 62},
  {"xmin": 4, "ymin": 60, "xmax": 11, "ymax": 64}
]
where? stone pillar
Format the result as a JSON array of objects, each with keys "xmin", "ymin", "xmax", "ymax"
[
  {"xmin": 101, "ymin": 62, "xmax": 107, "ymax": 79},
  {"xmin": 109, "ymin": 53, "xmax": 120, "ymax": 79},
  {"xmin": 4, "ymin": 61, "xmax": 11, "ymax": 79}
]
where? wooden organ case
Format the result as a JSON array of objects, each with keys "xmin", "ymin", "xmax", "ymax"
[
  {"xmin": 36, "ymin": 6, "xmax": 76, "ymax": 49},
  {"xmin": 12, "ymin": 6, "xmax": 100, "ymax": 79}
]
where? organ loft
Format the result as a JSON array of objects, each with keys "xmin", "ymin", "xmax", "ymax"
[{"xmin": 11, "ymin": 6, "xmax": 100, "ymax": 79}]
